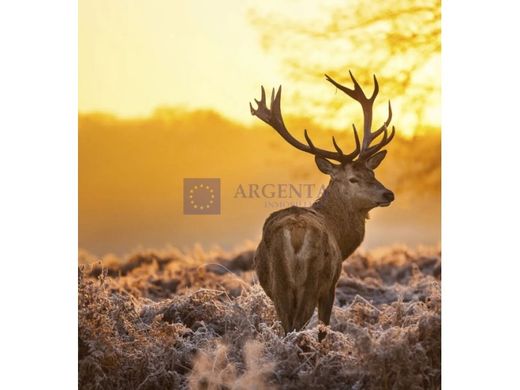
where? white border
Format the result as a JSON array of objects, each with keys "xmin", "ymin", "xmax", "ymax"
[
  {"xmin": 1, "ymin": 0, "xmax": 520, "ymax": 388},
  {"xmin": 0, "ymin": 1, "xmax": 77, "ymax": 388},
  {"xmin": 443, "ymin": 1, "xmax": 520, "ymax": 388}
]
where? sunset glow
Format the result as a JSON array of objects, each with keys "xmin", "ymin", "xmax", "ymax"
[
  {"xmin": 79, "ymin": 0, "xmax": 440, "ymax": 135},
  {"xmin": 79, "ymin": 0, "xmax": 440, "ymax": 256}
]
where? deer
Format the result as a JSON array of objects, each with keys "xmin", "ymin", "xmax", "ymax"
[{"xmin": 249, "ymin": 71, "xmax": 396, "ymax": 338}]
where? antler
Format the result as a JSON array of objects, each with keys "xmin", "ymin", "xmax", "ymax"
[
  {"xmin": 250, "ymin": 86, "xmax": 360, "ymax": 164},
  {"xmin": 325, "ymin": 71, "xmax": 395, "ymax": 160}
]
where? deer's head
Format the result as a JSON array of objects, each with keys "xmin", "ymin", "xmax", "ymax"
[{"xmin": 250, "ymin": 71, "xmax": 395, "ymax": 211}]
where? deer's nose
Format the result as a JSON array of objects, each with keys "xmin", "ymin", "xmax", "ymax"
[{"xmin": 383, "ymin": 191, "xmax": 395, "ymax": 202}]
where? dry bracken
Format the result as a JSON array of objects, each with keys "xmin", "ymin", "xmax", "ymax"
[{"xmin": 79, "ymin": 244, "xmax": 440, "ymax": 389}]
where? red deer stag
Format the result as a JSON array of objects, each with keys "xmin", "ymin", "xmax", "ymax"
[{"xmin": 250, "ymin": 71, "xmax": 396, "ymax": 337}]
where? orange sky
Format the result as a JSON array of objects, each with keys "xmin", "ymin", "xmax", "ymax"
[
  {"xmin": 79, "ymin": 0, "xmax": 439, "ymax": 136},
  {"xmin": 80, "ymin": 0, "xmax": 294, "ymax": 124},
  {"xmin": 79, "ymin": 1, "xmax": 440, "ymax": 255}
]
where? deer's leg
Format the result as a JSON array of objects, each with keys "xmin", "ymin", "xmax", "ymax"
[
  {"xmin": 318, "ymin": 286, "xmax": 335, "ymax": 325},
  {"xmin": 317, "ymin": 285, "xmax": 336, "ymax": 341},
  {"xmin": 273, "ymin": 287, "xmax": 296, "ymax": 334},
  {"xmin": 292, "ymin": 286, "xmax": 319, "ymax": 332}
]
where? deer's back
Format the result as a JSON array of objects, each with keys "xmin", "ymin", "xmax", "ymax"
[{"xmin": 254, "ymin": 206, "xmax": 341, "ymax": 300}]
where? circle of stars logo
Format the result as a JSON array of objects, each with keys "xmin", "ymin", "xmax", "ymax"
[
  {"xmin": 183, "ymin": 178, "xmax": 220, "ymax": 215},
  {"xmin": 188, "ymin": 183, "xmax": 215, "ymax": 210}
]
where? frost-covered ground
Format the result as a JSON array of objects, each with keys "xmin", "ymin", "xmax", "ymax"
[{"xmin": 79, "ymin": 245, "xmax": 440, "ymax": 389}]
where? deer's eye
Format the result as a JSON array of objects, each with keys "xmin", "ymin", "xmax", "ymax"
[{"xmin": 349, "ymin": 178, "xmax": 359, "ymax": 184}]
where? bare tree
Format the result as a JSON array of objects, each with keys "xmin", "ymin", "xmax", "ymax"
[{"xmin": 250, "ymin": 0, "xmax": 440, "ymax": 133}]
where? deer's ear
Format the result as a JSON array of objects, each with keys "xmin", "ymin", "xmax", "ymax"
[
  {"xmin": 366, "ymin": 150, "xmax": 387, "ymax": 170},
  {"xmin": 315, "ymin": 156, "xmax": 338, "ymax": 175}
]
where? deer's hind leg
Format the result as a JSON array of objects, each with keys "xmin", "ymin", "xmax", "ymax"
[
  {"xmin": 318, "ymin": 285, "xmax": 336, "ymax": 326},
  {"xmin": 273, "ymin": 256, "xmax": 317, "ymax": 333},
  {"xmin": 269, "ymin": 247, "xmax": 299, "ymax": 333},
  {"xmin": 317, "ymin": 265, "xmax": 341, "ymax": 341},
  {"xmin": 317, "ymin": 286, "xmax": 336, "ymax": 341},
  {"xmin": 273, "ymin": 286, "xmax": 296, "ymax": 333},
  {"xmin": 291, "ymin": 282, "xmax": 319, "ymax": 331}
]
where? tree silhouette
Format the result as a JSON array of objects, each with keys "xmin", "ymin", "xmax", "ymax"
[{"xmin": 250, "ymin": 0, "xmax": 440, "ymax": 135}]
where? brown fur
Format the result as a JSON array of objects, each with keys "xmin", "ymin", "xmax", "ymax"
[{"xmin": 254, "ymin": 158, "xmax": 393, "ymax": 334}]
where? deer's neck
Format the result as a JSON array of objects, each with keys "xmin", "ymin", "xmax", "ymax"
[{"xmin": 311, "ymin": 182, "xmax": 367, "ymax": 259}]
